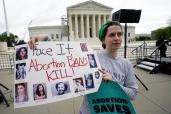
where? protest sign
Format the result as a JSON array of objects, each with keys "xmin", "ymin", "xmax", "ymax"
[
  {"xmin": 87, "ymin": 81, "xmax": 136, "ymax": 114},
  {"xmin": 14, "ymin": 42, "xmax": 102, "ymax": 108}
]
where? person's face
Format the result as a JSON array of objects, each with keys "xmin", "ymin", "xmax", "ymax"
[
  {"xmin": 87, "ymin": 78, "xmax": 93, "ymax": 86},
  {"xmin": 57, "ymin": 83, "xmax": 65, "ymax": 94},
  {"xmin": 88, "ymin": 55, "xmax": 93, "ymax": 60},
  {"xmin": 17, "ymin": 85, "xmax": 25, "ymax": 95},
  {"xmin": 76, "ymin": 80, "xmax": 81, "ymax": 86},
  {"xmin": 88, "ymin": 55, "xmax": 96, "ymax": 65},
  {"xmin": 18, "ymin": 65, "xmax": 24, "ymax": 72},
  {"xmin": 95, "ymin": 72, "xmax": 99, "ymax": 76},
  {"xmin": 20, "ymin": 48, "xmax": 26, "ymax": 58},
  {"xmin": 38, "ymin": 85, "xmax": 44, "ymax": 92},
  {"xmin": 103, "ymin": 25, "xmax": 122, "ymax": 52}
]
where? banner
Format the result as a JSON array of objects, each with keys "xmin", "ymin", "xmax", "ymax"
[
  {"xmin": 14, "ymin": 42, "xmax": 102, "ymax": 108},
  {"xmin": 87, "ymin": 81, "xmax": 136, "ymax": 114}
]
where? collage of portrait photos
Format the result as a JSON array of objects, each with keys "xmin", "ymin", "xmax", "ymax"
[
  {"xmin": 15, "ymin": 45, "xmax": 28, "ymax": 103},
  {"xmin": 14, "ymin": 42, "xmax": 102, "ymax": 108},
  {"xmin": 15, "ymin": 45, "xmax": 48, "ymax": 107}
]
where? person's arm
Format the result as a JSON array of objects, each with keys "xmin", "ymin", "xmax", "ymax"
[
  {"xmin": 99, "ymin": 67, "xmax": 137, "ymax": 100},
  {"xmin": 119, "ymin": 84, "xmax": 137, "ymax": 100},
  {"xmin": 121, "ymin": 60, "xmax": 138, "ymax": 100},
  {"xmin": 28, "ymin": 34, "xmax": 50, "ymax": 49}
]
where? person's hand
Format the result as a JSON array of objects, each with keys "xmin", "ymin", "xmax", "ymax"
[
  {"xmin": 28, "ymin": 34, "xmax": 49, "ymax": 49},
  {"xmin": 28, "ymin": 36, "xmax": 38, "ymax": 49},
  {"xmin": 98, "ymin": 69, "xmax": 112, "ymax": 81}
]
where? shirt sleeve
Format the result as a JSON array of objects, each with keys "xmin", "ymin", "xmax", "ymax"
[
  {"xmin": 79, "ymin": 96, "xmax": 90, "ymax": 114},
  {"xmin": 121, "ymin": 59, "xmax": 138, "ymax": 100}
]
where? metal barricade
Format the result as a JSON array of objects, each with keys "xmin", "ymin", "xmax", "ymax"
[{"xmin": 0, "ymin": 51, "xmax": 15, "ymax": 72}]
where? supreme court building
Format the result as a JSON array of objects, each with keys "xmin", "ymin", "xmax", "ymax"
[{"xmin": 29, "ymin": 0, "xmax": 135, "ymax": 46}]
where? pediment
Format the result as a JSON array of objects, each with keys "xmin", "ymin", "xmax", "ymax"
[{"xmin": 67, "ymin": 0, "xmax": 113, "ymax": 10}]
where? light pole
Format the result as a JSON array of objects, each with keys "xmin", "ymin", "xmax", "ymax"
[
  {"xmin": 61, "ymin": 15, "xmax": 69, "ymax": 41},
  {"xmin": 2, "ymin": 0, "xmax": 10, "ymax": 37}
]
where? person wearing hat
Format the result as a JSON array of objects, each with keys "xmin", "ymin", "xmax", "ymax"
[
  {"xmin": 80, "ymin": 21, "xmax": 138, "ymax": 114},
  {"xmin": 28, "ymin": 21, "xmax": 137, "ymax": 114}
]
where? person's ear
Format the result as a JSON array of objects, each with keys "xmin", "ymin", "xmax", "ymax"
[{"xmin": 102, "ymin": 43, "xmax": 106, "ymax": 49}]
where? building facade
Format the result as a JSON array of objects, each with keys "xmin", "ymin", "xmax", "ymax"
[
  {"xmin": 29, "ymin": 0, "xmax": 135, "ymax": 46},
  {"xmin": 29, "ymin": 25, "xmax": 68, "ymax": 41}
]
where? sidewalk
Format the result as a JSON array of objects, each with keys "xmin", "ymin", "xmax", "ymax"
[
  {"xmin": 0, "ymin": 68, "xmax": 171, "ymax": 114},
  {"xmin": 133, "ymin": 68, "xmax": 171, "ymax": 114}
]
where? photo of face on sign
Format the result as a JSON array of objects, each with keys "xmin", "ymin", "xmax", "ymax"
[
  {"xmin": 16, "ymin": 46, "xmax": 28, "ymax": 61},
  {"xmin": 95, "ymin": 71, "xmax": 100, "ymax": 79},
  {"xmin": 84, "ymin": 73, "xmax": 94, "ymax": 90},
  {"xmin": 87, "ymin": 54, "xmax": 97, "ymax": 68},
  {"xmin": 33, "ymin": 83, "xmax": 47, "ymax": 100},
  {"xmin": 51, "ymin": 81, "xmax": 71, "ymax": 96},
  {"xmin": 15, "ymin": 82, "xmax": 28, "ymax": 103},
  {"xmin": 16, "ymin": 63, "xmax": 26, "ymax": 80},
  {"xmin": 73, "ymin": 78, "xmax": 85, "ymax": 93},
  {"xmin": 80, "ymin": 43, "xmax": 88, "ymax": 52}
]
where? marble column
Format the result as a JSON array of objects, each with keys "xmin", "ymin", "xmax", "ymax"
[
  {"xmin": 69, "ymin": 14, "xmax": 72, "ymax": 38},
  {"xmin": 86, "ymin": 14, "xmax": 90, "ymax": 38},
  {"xmin": 92, "ymin": 14, "xmax": 96, "ymax": 38},
  {"xmin": 103, "ymin": 15, "xmax": 106, "ymax": 24},
  {"xmin": 107, "ymin": 15, "xmax": 111, "ymax": 21},
  {"xmin": 75, "ymin": 14, "xmax": 78, "ymax": 38},
  {"xmin": 98, "ymin": 14, "xmax": 101, "ymax": 30},
  {"xmin": 81, "ymin": 14, "xmax": 84, "ymax": 38}
]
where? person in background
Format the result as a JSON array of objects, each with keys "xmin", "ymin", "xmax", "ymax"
[{"xmin": 156, "ymin": 36, "xmax": 167, "ymax": 57}]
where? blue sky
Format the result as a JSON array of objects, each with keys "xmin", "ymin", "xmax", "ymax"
[{"xmin": 0, "ymin": 0, "xmax": 171, "ymax": 40}]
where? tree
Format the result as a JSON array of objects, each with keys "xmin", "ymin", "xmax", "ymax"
[
  {"xmin": 135, "ymin": 36, "xmax": 151, "ymax": 41},
  {"xmin": 167, "ymin": 16, "xmax": 171, "ymax": 26},
  {"xmin": 0, "ymin": 32, "xmax": 16, "ymax": 47},
  {"xmin": 151, "ymin": 26, "xmax": 171, "ymax": 40}
]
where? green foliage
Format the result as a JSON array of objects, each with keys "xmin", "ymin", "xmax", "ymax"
[
  {"xmin": 151, "ymin": 26, "xmax": 171, "ymax": 40},
  {"xmin": 0, "ymin": 32, "xmax": 15, "ymax": 42},
  {"xmin": 0, "ymin": 32, "xmax": 16, "ymax": 47},
  {"xmin": 0, "ymin": 34, "xmax": 6, "ymax": 42},
  {"xmin": 135, "ymin": 36, "xmax": 151, "ymax": 41}
]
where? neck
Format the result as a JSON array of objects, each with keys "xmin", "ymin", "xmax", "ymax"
[
  {"xmin": 105, "ymin": 49, "xmax": 117, "ymax": 58},
  {"xmin": 40, "ymin": 91, "xmax": 43, "ymax": 95}
]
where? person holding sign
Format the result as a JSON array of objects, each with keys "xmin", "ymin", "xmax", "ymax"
[
  {"xmin": 28, "ymin": 21, "xmax": 137, "ymax": 114},
  {"xmin": 80, "ymin": 21, "xmax": 138, "ymax": 114}
]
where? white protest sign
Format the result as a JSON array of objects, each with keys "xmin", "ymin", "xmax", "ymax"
[{"xmin": 14, "ymin": 42, "xmax": 102, "ymax": 108}]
